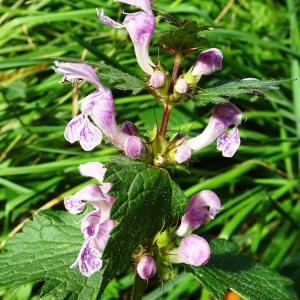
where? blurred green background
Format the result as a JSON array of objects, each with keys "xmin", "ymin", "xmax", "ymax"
[{"xmin": 0, "ymin": 0, "xmax": 300, "ymax": 299}]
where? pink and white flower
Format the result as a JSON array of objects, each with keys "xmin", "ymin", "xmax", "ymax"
[
  {"xmin": 176, "ymin": 190, "xmax": 221, "ymax": 237},
  {"xmin": 98, "ymin": 0, "xmax": 156, "ymax": 75},
  {"xmin": 187, "ymin": 103, "xmax": 242, "ymax": 157},
  {"xmin": 54, "ymin": 61, "xmax": 145, "ymax": 157}
]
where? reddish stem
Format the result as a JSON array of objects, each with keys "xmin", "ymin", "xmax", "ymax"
[
  {"xmin": 170, "ymin": 54, "xmax": 182, "ymax": 90},
  {"xmin": 160, "ymin": 105, "xmax": 171, "ymax": 136}
]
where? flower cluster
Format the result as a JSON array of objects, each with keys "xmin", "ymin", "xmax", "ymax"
[
  {"xmin": 56, "ymin": 0, "xmax": 233, "ymax": 281},
  {"xmin": 64, "ymin": 162, "xmax": 115, "ymax": 277},
  {"xmin": 136, "ymin": 190, "xmax": 221, "ymax": 280},
  {"xmin": 54, "ymin": 62, "xmax": 145, "ymax": 158}
]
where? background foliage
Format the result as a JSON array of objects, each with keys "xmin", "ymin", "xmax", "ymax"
[{"xmin": 0, "ymin": 0, "xmax": 299, "ymax": 299}]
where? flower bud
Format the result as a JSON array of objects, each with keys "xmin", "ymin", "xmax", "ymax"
[
  {"xmin": 174, "ymin": 78, "xmax": 188, "ymax": 94},
  {"xmin": 149, "ymin": 70, "xmax": 165, "ymax": 88},
  {"xmin": 192, "ymin": 48, "xmax": 223, "ymax": 76},
  {"xmin": 124, "ymin": 136, "xmax": 145, "ymax": 159},
  {"xmin": 169, "ymin": 235, "xmax": 210, "ymax": 266},
  {"xmin": 137, "ymin": 256, "xmax": 157, "ymax": 280},
  {"xmin": 121, "ymin": 121, "xmax": 139, "ymax": 136}
]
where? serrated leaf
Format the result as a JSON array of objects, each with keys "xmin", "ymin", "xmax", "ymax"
[
  {"xmin": 95, "ymin": 63, "xmax": 145, "ymax": 95},
  {"xmin": 99, "ymin": 157, "xmax": 173, "ymax": 294},
  {"xmin": 0, "ymin": 211, "xmax": 102, "ymax": 300},
  {"xmin": 157, "ymin": 21, "xmax": 210, "ymax": 53},
  {"xmin": 170, "ymin": 179, "xmax": 188, "ymax": 219},
  {"xmin": 194, "ymin": 79, "xmax": 288, "ymax": 107},
  {"xmin": 189, "ymin": 239, "xmax": 297, "ymax": 300}
]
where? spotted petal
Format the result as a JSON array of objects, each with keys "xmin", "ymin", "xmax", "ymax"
[
  {"xmin": 79, "ymin": 118, "xmax": 102, "ymax": 151},
  {"xmin": 217, "ymin": 127, "xmax": 241, "ymax": 157},
  {"xmin": 71, "ymin": 238, "xmax": 103, "ymax": 277}
]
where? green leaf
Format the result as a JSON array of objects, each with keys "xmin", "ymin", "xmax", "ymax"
[
  {"xmin": 194, "ymin": 79, "xmax": 289, "ymax": 107},
  {"xmin": 157, "ymin": 20, "xmax": 209, "ymax": 53},
  {"xmin": 0, "ymin": 211, "xmax": 102, "ymax": 300},
  {"xmin": 189, "ymin": 239, "xmax": 297, "ymax": 300},
  {"xmin": 95, "ymin": 63, "xmax": 146, "ymax": 95},
  {"xmin": 99, "ymin": 157, "xmax": 174, "ymax": 294}
]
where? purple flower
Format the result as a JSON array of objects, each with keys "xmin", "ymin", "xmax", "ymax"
[
  {"xmin": 149, "ymin": 70, "xmax": 165, "ymax": 88},
  {"xmin": 192, "ymin": 48, "xmax": 223, "ymax": 76},
  {"xmin": 176, "ymin": 190, "xmax": 221, "ymax": 237},
  {"xmin": 187, "ymin": 103, "xmax": 242, "ymax": 157},
  {"xmin": 55, "ymin": 61, "xmax": 144, "ymax": 156},
  {"xmin": 137, "ymin": 256, "xmax": 157, "ymax": 280},
  {"xmin": 64, "ymin": 184, "xmax": 105, "ymax": 214},
  {"xmin": 174, "ymin": 143, "xmax": 192, "ymax": 164},
  {"xmin": 124, "ymin": 136, "xmax": 145, "ymax": 159},
  {"xmin": 98, "ymin": 1, "xmax": 156, "ymax": 75},
  {"xmin": 67, "ymin": 162, "xmax": 116, "ymax": 277},
  {"xmin": 175, "ymin": 78, "xmax": 188, "ymax": 94},
  {"xmin": 169, "ymin": 235, "xmax": 211, "ymax": 267}
]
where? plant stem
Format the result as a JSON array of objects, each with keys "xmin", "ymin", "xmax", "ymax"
[
  {"xmin": 170, "ymin": 53, "xmax": 182, "ymax": 89},
  {"xmin": 159, "ymin": 104, "xmax": 172, "ymax": 136},
  {"xmin": 131, "ymin": 275, "xmax": 146, "ymax": 300}
]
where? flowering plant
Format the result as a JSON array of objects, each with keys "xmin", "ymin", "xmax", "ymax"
[{"xmin": 0, "ymin": 1, "xmax": 296, "ymax": 299}]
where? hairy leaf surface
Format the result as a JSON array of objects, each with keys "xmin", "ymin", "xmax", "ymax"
[{"xmin": 190, "ymin": 239, "xmax": 297, "ymax": 300}]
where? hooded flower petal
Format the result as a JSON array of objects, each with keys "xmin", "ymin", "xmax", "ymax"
[
  {"xmin": 176, "ymin": 190, "xmax": 221, "ymax": 236},
  {"xmin": 174, "ymin": 143, "xmax": 192, "ymax": 164},
  {"xmin": 71, "ymin": 238, "xmax": 103, "ymax": 277},
  {"xmin": 217, "ymin": 127, "xmax": 241, "ymax": 157},
  {"xmin": 64, "ymin": 113, "xmax": 85, "ymax": 144},
  {"xmin": 187, "ymin": 103, "xmax": 242, "ymax": 151},
  {"xmin": 54, "ymin": 61, "xmax": 101, "ymax": 88},
  {"xmin": 97, "ymin": 8, "xmax": 124, "ymax": 28},
  {"xmin": 79, "ymin": 117, "xmax": 102, "ymax": 151},
  {"xmin": 123, "ymin": 12, "xmax": 156, "ymax": 75},
  {"xmin": 137, "ymin": 256, "xmax": 157, "ymax": 280},
  {"xmin": 116, "ymin": 0, "xmax": 153, "ymax": 15},
  {"xmin": 64, "ymin": 196, "xmax": 86, "ymax": 214},
  {"xmin": 169, "ymin": 235, "xmax": 210, "ymax": 266},
  {"xmin": 79, "ymin": 162, "xmax": 107, "ymax": 183},
  {"xmin": 192, "ymin": 48, "xmax": 223, "ymax": 76},
  {"xmin": 64, "ymin": 184, "xmax": 105, "ymax": 214},
  {"xmin": 124, "ymin": 135, "xmax": 145, "ymax": 158},
  {"xmin": 149, "ymin": 70, "xmax": 165, "ymax": 88}
]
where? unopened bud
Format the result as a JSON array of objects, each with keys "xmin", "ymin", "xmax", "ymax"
[
  {"xmin": 121, "ymin": 121, "xmax": 139, "ymax": 136},
  {"xmin": 124, "ymin": 136, "xmax": 145, "ymax": 159},
  {"xmin": 192, "ymin": 48, "xmax": 223, "ymax": 76},
  {"xmin": 175, "ymin": 78, "xmax": 188, "ymax": 94},
  {"xmin": 149, "ymin": 71, "xmax": 165, "ymax": 88},
  {"xmin": 137, "ymin": 256, "xmax": 157, "ymax": 280}
]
